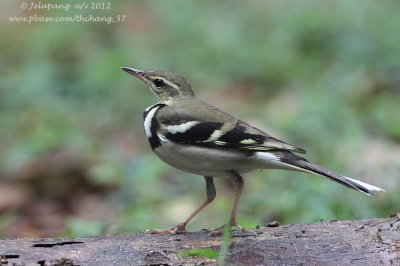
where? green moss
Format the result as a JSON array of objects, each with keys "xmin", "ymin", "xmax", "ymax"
[{"xmin": 179, "ymin": 248, "xmax": 218, "ymax": 259}]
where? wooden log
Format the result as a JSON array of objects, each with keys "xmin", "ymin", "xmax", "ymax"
[{"xmin": 1, "ymin": 216, "xmax": 399, "ymax": 265}]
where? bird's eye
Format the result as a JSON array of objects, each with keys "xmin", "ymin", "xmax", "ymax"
[{"xmin": 153, "ymin": 78, "xmax": 164, "ymax": 87}]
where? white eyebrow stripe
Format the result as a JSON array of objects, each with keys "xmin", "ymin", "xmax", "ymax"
[
  {"xmin": 163, "ymin": 79, "xmax": 180, "ymax": 90},
  {"xmin": 166, "ymin": 121, "xmax": 200, "ymax": 134},
  {"xmin": 150, "ymin": 76, "xmax": 180, "ymax": 90}
]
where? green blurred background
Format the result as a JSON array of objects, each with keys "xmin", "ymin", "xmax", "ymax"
[{"xmin": 0, "ymin": 0, "xmax": 399, "ymax": 237}]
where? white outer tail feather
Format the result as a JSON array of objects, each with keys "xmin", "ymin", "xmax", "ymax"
[
  {"xmin": 344, "ymin": 176, "xmax": 385, "ymax": 195},
  {"xmin": 256, "ymin": 152, "xmax": 384, "ymax": 196},
  {"xmin": 295, "ymin": 160, "xmax": 385, "ymax": 196}
]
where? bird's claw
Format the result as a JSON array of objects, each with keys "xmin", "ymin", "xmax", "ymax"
[
  {"xmin": 145, "ymin": 223, "xmax": 186, "ymax": 234},
  {"xmin": 202, "ymin": 223, "xmax": 258, "ymax": 236}
]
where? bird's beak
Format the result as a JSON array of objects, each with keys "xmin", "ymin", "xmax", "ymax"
[{"xmin": 121, "ymin": 67, "xmax": 146, "ymax": 81}]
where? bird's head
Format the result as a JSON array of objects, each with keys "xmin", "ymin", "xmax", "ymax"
[{"xmin": 121, "ymin": 67, "xmax": 195, "ymax": 101}]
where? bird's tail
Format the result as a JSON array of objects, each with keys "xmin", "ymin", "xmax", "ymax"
[{"xmin": 280, "ymin": 155, "xmax": 384, "ymax": 196}]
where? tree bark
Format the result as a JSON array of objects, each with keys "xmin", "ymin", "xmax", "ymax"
[{"xmin": 1, "ymin": 216, "xmax": 399, "ymax": 265}]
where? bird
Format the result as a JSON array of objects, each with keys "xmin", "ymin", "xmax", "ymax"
[{"xmin": 121, "ymin": 67, "xmax": 384, "ymax": 235}]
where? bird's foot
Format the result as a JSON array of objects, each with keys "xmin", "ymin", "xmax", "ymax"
[
  {"xmin": 202, "ymin": 222, "xmax": 258, "ymax": 236},
  {"xmin": 202, "ymin": 224, "xmax": 225, "ymax": 236},
  {"xmin": 145, "ymin": 223, "xmax": 186, "ymax": 234}
]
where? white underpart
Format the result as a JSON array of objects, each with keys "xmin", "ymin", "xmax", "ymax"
[
  {"xmin": 166, "ymin": 121, "xmax": 199, "ymax": 134},
  {"xmin": 256, "ymin": 152, "xmax": 281, "ymax": 162},
  {"xmin": 255, "ymin": 152, "xmax": 293, "ymax": 169},
  {"xmin": 144, "ymin": 105, "xmax": 160, "ymax": 138},
  {"xmin": 344, "ymin": 176, "xmax": 385, "ymax": 192},
  {"xmin": 207, "ymin": 129, "xmax": 224, "ymax": 142}
]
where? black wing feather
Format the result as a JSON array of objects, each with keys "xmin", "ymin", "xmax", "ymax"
[
  {"xmin": 163, "ymin": 121, "xmax": 306, "ymax": 153},
  {"xmin": 166, "ymin": 122, "xmax": 223, "ymax": 143}
]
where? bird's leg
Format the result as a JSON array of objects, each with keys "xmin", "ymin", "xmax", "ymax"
[
  {"xmin": 205, "ymin": 172, "xmax": 256, "ymax": 236},
  {"xmin": 228, "ymin": 172, "xmax": 244, "ymax": 229},
  {"xmin": 147, "ymin": 176, "xmax": 216, "ymax": 234}
]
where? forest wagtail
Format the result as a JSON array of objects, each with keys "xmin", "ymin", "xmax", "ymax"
[{"xmin": 121, "ymin": 67, "xmax": 384, "ymax": 235}]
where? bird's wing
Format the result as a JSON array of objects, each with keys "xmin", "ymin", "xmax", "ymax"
[{"xmin": 156, "ymin": 99, "xmax": 306, "ymax": 154}]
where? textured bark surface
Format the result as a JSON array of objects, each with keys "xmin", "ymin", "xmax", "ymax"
[{"xmin": 1, "ymin": 216, "xmax": 399, "ymax": 265}]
